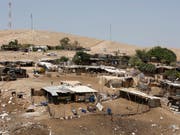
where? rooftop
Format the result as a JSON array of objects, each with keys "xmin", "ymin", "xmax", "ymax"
[
  {"xmin": 100, "ymin": 75, "xmax": 132, "ymax": 81},
  {"xmin": 161, "ymin": 80, "xmax": 180, "ymax": 87},
  {"xmin": 42, "ymin": 85, "xmax": 98, "ymax": 96},
  {"xmin": 42, "ymin": 85, "xmax": 72, "ymax": 96},
  {"xmin": 120, "ymin": 88, "xmax": 160, "ymax": 100},
  {"xmin": 60, "ymin": 81, "xmax": 82, "ymax": 86}
]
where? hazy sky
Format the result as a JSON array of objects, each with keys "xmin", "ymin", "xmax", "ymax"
[{"xmin": 0, "ymin": 0, "xmax": 180, "ymax": 48}]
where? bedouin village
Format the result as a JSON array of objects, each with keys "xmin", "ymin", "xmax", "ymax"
[{"xmin": 0, "ymin": 36, "xmax": 179, "ymax": 135}]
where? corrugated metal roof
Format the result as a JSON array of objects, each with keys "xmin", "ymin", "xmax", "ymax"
[
  {"xmin": 67, "ymin": 86, "xmax": 98, "ymax": 93},
  {"xmin": 42, "ymin": 85, "xmax": 97, "ymax": 96},
  {"xmin": 42, "ymin": 86, "xmax": 72, "ymax": 96},
  {"xmin": 120, "ymin": 88, "xmax": 160, "ymax": 100}
]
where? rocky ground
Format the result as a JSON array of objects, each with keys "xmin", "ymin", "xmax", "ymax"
[{"xmin": 0, "ymin": 72, "xmax": 180, "ymax": 135}]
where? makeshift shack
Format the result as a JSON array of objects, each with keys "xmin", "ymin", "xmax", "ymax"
[
  {"xmin": 100, "ymin": 76, "xmax": 134, "ymax": 88},
  {"xmin": 37, "ymin": 62, "xmax": 57, "ymax": 71},
  {"xmin": 119, "ymin": 88, "xmax": 161, "ymax": 108},
  {"xmin": 29, "ymin": 45, "xmax": 48, "ymax": 52},
  {"xmin": 155, "ymin": 65, "xmax": 176, "ymax": 74},
  {"xmin": 0, "ymin": 67, "xmax": 28, "ymax": 81},
  {"xmin": 60, "ymin": 81, "xmax": 82, "ymax": 86},
  {"xmin": 168, "ymin": 96, "xmax": 180, "ymax": 112},
  {"xmin": 0, "ymin": 60, "xmax": 34, "ymax": 67},
  {"xmin": 89, "ymin": 53, "xmax": 130, "ymax": 67},
  {"xmin": 60, "ymin": 65, "xmax": 126, "ymax": 76},
  {"xmin": 160, "ymin": 80, "xmax": 180, "ymax": 96},
  {"xmin": 41, "ymin": 85, "xmax": 97, "ymax": 104}
]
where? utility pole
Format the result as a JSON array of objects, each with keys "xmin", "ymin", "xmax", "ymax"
[
  {"xmin": 8, "ymin": 1, "xmax": 12, "ymax": 29},
  {"xmin": 109, "ymin": 24, "xmax": 112, "ymax": 41},
  {"xmin": 30, "ymin": 13, "xmax": 33, "ymax": 30},
  {"xmin": 30, "ymin": 13, "xmax": 35, "ymax": 43}
]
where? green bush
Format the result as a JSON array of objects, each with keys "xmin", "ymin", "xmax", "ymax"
[
  {"xmin": 59, "ymin": 56, "xmax": 69, "ymax": 62},
  {"xmin": 164, "ymin": 70, "xmax": 180, "ymax": 80},
  {"xmin": 138, "ymin": 63, "xmax": 156, "ymax": 73},
  {"xmin": 128, "ymin": 56, "xmax": 143, "ymax": 67},
  {"xmin": 147, "ymin": 46, "xmax": 176, "ymax": 64},
  {"xmin": 135, "ymin": 49, "xmax": 149, "ymax": 62},
  {"xmin": 1, "ymin": 39, "xmax": 22, "ymax": 51},
  {"xmin": 134, "ymin": 46, "xmax": 177, "ymax": 65},
  {"xmin": 129, "ymin": 46, "xmax": 177, "ymax": 74},
  {"xmin": 55, "ymin": 45, "xmax": 64, "ymax": 50},
  {"xmin": 55, "ymin": 56, "xmax": 69, "ymax": 64},
  {"xmin": 72, "ymin": 51, "xmax": 91, "ymax": 65}
]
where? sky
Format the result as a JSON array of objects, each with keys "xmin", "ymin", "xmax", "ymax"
[{"xmin": 0, "ymin": 0, "xmax": 180, "ymax": 48}]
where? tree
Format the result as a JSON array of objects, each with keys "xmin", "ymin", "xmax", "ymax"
[
  {"xmin": 135, "ymin": 49, "xmax": 149, "ymax": 62},
  {"xmin": 147, "ymin": 46, "xmax": 177, "ymax": 65},
  {"xmin": 59, "ymin": 37, "xmax": 70, "ymax": 49},
  {"xmin": 128, "ymin": 56, "xmax": 143, "ymax": 67},
  {"xmin": 72, "ymin": 40, "xmax": 84, "ymax": 50},
  {"xmin": 128, "ymin": 56, "xmax": 156, "ymax": 73},
  {"xmin": 59, "ymin": 56, "xmax": 69, "ymax": 62},
  {"xmin": 1, "ymin": 40, "xmax": 21, "ymax": 51},
  {"xmin": 72, "ymin": 51, "xmax": 91, "ymax": 65},
  {"xmin": 55, "ymin": 56, "xmax": 69, "ymax": 64},
  {"xmin": 138, "ymin": 63, "xmax": 156, "ymax": 73}
]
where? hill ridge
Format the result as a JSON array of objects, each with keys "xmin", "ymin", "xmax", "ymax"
[{"xmin": 0, "ymin": 30, "xmax": 179, "ymax": 60}]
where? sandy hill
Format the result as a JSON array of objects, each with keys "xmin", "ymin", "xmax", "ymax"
[
  {"xmin": 0, "ymin": 30, "xmax": 179, "ymax": 60},
  {"xmin": 0, "ymin": 30, "xmax": 100, "ymax": 48}
]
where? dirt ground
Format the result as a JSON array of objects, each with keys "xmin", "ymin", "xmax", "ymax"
[
  {"xmin": 0, "ymin": 50, "xmax": 75, "ymax": 62},
  {"xmin": 0, "ymin": 71, "xmax": 180, "ymax": 135},
  {"xmin": 40, "ymin": 108, "xmax": 180, "ymax": 135}
]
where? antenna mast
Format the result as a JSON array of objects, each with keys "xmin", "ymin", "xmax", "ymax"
[{"xmin": 8, "ymin": 1, "xmax": 12, "ymax": 29}]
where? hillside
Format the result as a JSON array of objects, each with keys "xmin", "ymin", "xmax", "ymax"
[
  {"xmin": 0, "ymin": 30, "xmax": 100, "ymax": 47},
  {"xmin": 0, "ymin": 30, "xmax": 179, "ymax": 60}
]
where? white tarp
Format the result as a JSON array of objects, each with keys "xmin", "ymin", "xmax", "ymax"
[
  {"xmin": 37, "ymin": 62, "xmax": 57, "ymax": 70},
  {"xmin": 96, "ymin": 102, "xmax": 104, "ymax": 111},
  {"xmin": 67, "ymin": 85, "xmax": 98, "ymax": 93}
]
